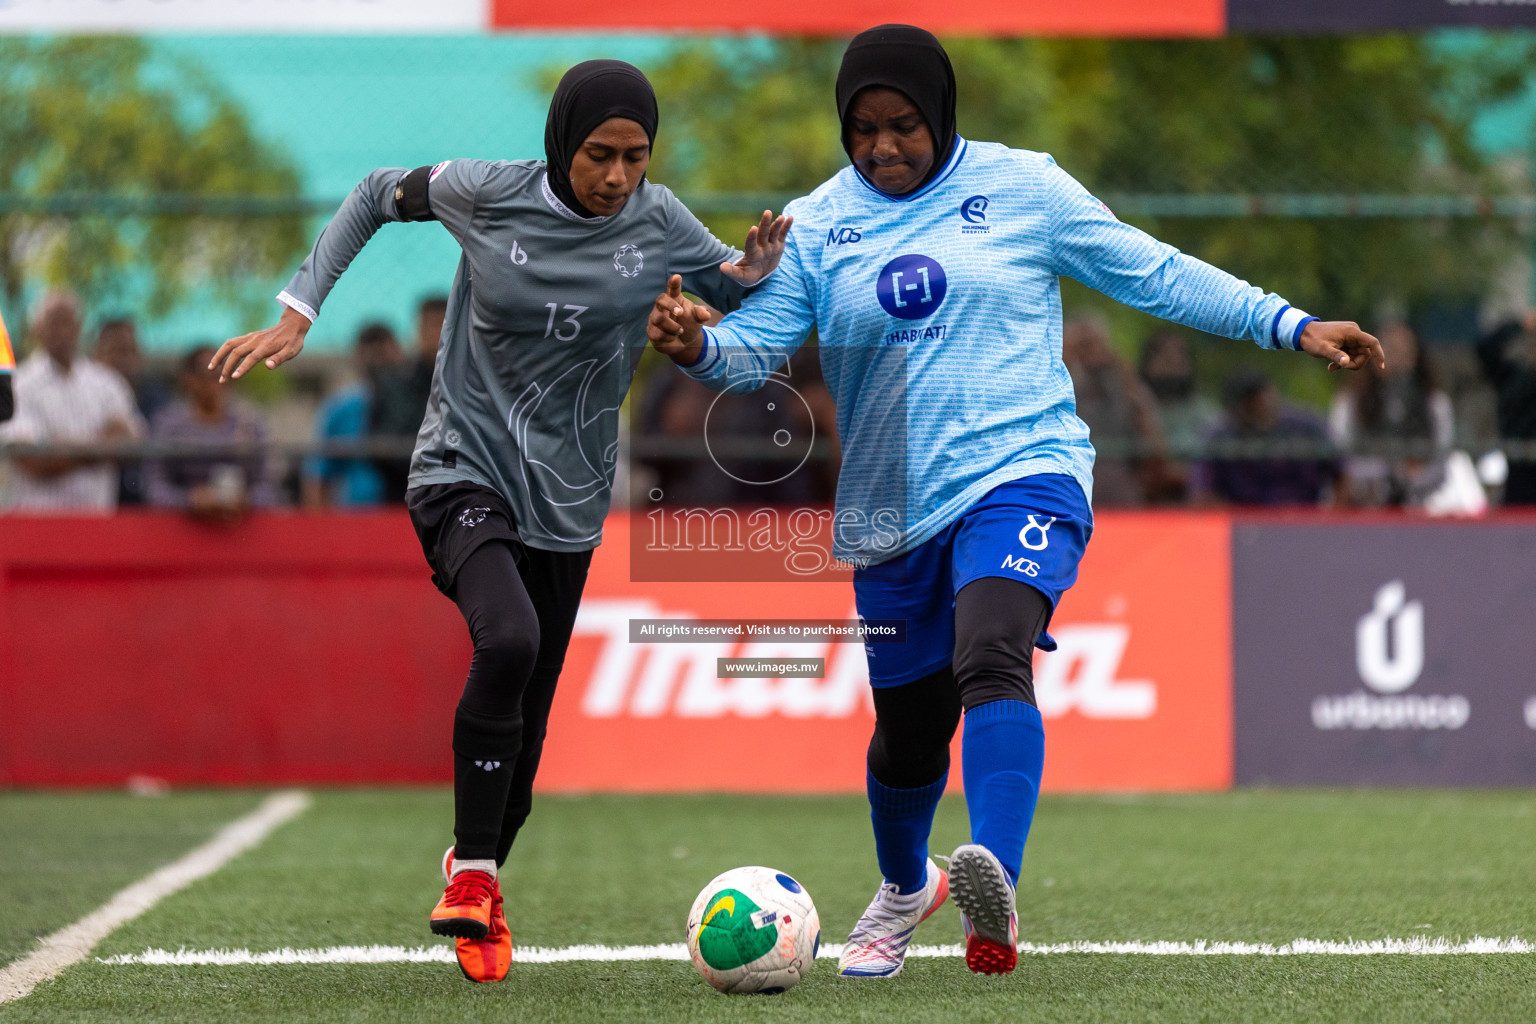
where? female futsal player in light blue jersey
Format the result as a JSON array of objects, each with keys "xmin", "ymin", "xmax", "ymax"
[{"xmin": 649, "ymin": 25, "xmax": 1383, "ymax": 978}]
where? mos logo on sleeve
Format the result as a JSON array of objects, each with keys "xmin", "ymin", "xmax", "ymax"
[{"xmin": 876, "ymin": 254, "xmax": 947, "ymax": 321}]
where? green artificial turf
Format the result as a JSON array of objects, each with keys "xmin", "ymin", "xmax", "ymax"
[
  {"xmin": 3, "ymin": 789, "xmax": 1534, "ymax": 1022},
  {"xmin": 0, "ymin": 791, "xmax": 261, "ymax": 967}
]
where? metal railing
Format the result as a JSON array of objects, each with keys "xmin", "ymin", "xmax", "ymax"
[{"xmin": 5, "ymin": 437, "xmax": 1536, "ymax": 462}]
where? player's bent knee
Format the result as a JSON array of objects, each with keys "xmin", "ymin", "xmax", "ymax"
[
  {"xmin": 954, "ymin": 576, "xmax": 1052, "ymax": 711},
  {"xmin": 867, "ymin": 668, "xmax": 962, "ymax": 788},
  {"xmin": 474, "ymin": 621, "xmax": 540, "ymax": 678},
  {"xmin": 955, "ymin": 633, "xmax": 1038, "ymax": 710}
]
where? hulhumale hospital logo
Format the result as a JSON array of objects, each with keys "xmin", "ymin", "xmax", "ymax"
[
  {"xmin": 960, "ymin": 195, "xmax": 990, "ymax": 234},
  {"xmin": 1311, "ymin": 580, "xmax": 1469, "ymax": 731},
  {"xmin": 876, "ymin": 254, "xmax": 947, "ymax": 320}
]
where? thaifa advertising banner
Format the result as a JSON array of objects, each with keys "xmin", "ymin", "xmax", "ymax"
[
  {"xmin": 535, "ymin": 513, "xmax": 1232, "ymax": 793},
  {"xmin": 1233, "ymin": 522, "xmax": 1536, "ymax": 786}
]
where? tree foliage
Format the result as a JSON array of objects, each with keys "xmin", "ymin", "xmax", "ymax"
[
  {"xmin": 0, "ymin": 37, "xmax": 305, "ymax": 324},
  {"xmin": 647, "ymin": 35, "xmax": 1532, "ymax": 320}
]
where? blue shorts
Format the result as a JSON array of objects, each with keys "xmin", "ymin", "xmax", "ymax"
[{"xmin": 854, "ymin": 474, "xmax": 1093, "ymax": 687}]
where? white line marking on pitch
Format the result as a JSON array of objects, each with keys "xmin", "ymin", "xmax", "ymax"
[
  {"xmin": 99, "ymin": 935, "xmax": 1534, "ymax": 966},
  {"xmin": 0, "ymin": 790, "xmax": 310, "ymax": 1004}
]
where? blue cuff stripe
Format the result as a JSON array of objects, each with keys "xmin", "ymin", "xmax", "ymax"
[
  {"xmin": 680, "ymin": 331, "xmax": 710, "ymax": 369},
  {"xmin": 1292, "ymin": 316, "xmax": 1318, "ymax": 351},
  {"xmin": 1271, "ymin": 305, "xmax": 1290, "ymax": 349}
]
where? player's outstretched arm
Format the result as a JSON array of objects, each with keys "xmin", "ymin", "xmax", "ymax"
[
  {"xmin": 210, "ymin": 162, "xmax": 485, "ymax": 383},
  {"xmin": 720, "ymin": 210, "xmax": 793, "ymax": 286},
  {"xmin": 648, "ymin": 274, "xmax": 711, "ymax": 364},
  {"xmin": 1298, "ymin": 321, "xmax": 1385, "ymax": 373},
  {"xmin": 210, "ymin": 306, "xmax": 311, "ymax": 382}
]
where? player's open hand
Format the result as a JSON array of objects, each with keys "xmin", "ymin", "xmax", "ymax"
[
  {"xmin": 648, "ymin": 275, "xmax": 711, "ymax": 364},
  {"xmin": 1299, "ymin": 321, "xmax": 1385, "ymax": 374},
  {"xmin": 720, "ymin": 210, "xmax": 793, "ymax": 287},
  {"xmin": 210, "ymin": 306, "xmax": 311, "ymax": 382}
]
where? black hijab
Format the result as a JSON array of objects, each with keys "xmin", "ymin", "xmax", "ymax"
[
  {"xmin": 835, "ymin": 25, "xmax": 958, "ymax": 194},
  {"xmin": 544, "ymin": 59, "xmax": 659, "ymax": 218}
]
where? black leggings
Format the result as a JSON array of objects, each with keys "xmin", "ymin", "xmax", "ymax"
[
  {"xmin": 450, "ymin": 541, "xmax": 591, "ymax": 863},
  {"xmin": 866, "ymin": 576, "xmax": 1050, "ymax": 789}
]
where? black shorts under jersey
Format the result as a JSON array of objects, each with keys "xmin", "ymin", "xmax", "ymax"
[{"xmin": 406, "ymin": 481, "xmax": 526, "ymax": 595}]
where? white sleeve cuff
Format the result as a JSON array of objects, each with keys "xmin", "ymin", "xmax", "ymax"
[
  {"xmin": 682, "ymin": 327, "xmax": 722, "ymax": 376},
  {"xmin": 745, "ymin": 265, "xmax": 777, "ymax": 288},
  {"xmin": 277, "ymin": 290, "xmax": 317, "ymax": 323},
  {"xmin": 1275, "ymin": 305, "xmax": 1312, "ymax": 351}
]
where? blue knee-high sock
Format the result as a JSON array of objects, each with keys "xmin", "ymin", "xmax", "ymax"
[
  {"xmin": 961, "ymin": 700, "xmax": 1045, "ymax": 886},
  {"xmin": 866, "ymin": 771, "xmax": 948, "ymax": 894}
]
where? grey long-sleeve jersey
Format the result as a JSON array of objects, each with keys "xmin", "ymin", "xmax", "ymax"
[{"xmin": 280, "ymin": 160, "xmax": 746, "ymax": 550}]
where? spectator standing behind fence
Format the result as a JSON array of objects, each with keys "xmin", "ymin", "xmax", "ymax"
[
  {"xmin": 145, "ymin": 345, "xmax": 275, "ymax": 521},
  {"xmin": 1062, "ymin": 314, "xmax": 1166, "ymax": 506},
  {"xmin": 1476, "ymin": 311, "xmax": 1536, "ymax": 505},
  {"xmin": 303, "ymin": 323, "xmax": 401, "ymax": 509},
  {"xmin": 0, "ymin": 305, "xmax": 13, "ymax": 423},
  {"xmin": 1197, "ymin": 368, "xmax": 1337, "ymax": 506},
  {"xmin": 1138, "ymin": 329, "xmax": 1219, "ymax": 501},
  {"xmin": 94, "ymin": 318, "xmax": 172, "ymax": 506},
  {"xmin": 1329, "ymin": 322, "xmax": 1453, "ymax": 507},
  {"xmin": 370, "ymin": 296, "xmax": 447, "ymax": 502},
  {"xmin": 0, "ymin": 291, "xmax": 144, "ymax": 513}
]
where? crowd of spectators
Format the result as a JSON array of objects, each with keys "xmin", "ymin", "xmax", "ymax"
[
  {"xmin": 0, "ymin": 291, "xmax": 445, "ymax": 517},
  {"xmin": 3, "ymin": 288, "xmax": 1536, "ymax": 516},
  {"xmin": 1057, "ymin": 311, "xmax": 1536, "ymax": 511}
]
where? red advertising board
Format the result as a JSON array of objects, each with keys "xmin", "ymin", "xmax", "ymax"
[
  {"xmin": 0, "ymin": 512, "xmax": 1230, "ymax": 791},
  {"xmin": 539, "ymin": 513, "xmax": 1231, "ymax": 792},
  {"xmin": 489, "ymin": 0, "xmax": 1225, "ymax": 36}
]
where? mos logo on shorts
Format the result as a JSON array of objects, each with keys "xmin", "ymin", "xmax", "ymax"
[{"xmin": 876, "ymin": 254, "xmax": 947, "ymax": 320}]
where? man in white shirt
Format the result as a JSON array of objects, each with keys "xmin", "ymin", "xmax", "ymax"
[{"xmin": 1, "ymin": 291, "xmax": 144, "ymax": 513}]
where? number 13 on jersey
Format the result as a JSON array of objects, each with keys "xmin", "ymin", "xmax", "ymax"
[{"xmin": 544, "ymin": 303, "xmax": 587, "ymax": 341}]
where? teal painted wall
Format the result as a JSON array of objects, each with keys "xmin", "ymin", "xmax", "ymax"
[{"xmin": 143, "ymin": 34, "xmax": 678, "ymax": 353}]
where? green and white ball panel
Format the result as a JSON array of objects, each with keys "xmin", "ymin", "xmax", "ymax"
[{"xmin": 685, "ymin": 866, "xmax": 821, "ymax": 995}]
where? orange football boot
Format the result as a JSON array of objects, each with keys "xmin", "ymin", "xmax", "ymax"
[
  {"xmin": 441, "ymin": 847, "xmax": 512, "ymax": 982},
  {"xmin": 430, "ymin": 860, "xmax": 495, "ymax": 941}
]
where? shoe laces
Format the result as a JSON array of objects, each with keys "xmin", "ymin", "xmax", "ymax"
[
  {"xmin": 848, "ymin": 882, "xmax": 923, "ymax": 947},
  {"xmin": 442, "ymin": 871, "xmax": 495, "ymax": 907}
]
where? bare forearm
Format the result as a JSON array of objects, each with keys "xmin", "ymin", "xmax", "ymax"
[{"xmin": 15, "ymin": 454, "xmax": 97, "ymax": 479}]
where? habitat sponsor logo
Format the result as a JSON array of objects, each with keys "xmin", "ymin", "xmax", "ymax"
[
  {"xmin": 1311, "ymin": 580, "xmax": 1469, "ymax": 731},
  {"xmin": 573, "ymin": 600, "xmax": 1155, "ymax": 720}
]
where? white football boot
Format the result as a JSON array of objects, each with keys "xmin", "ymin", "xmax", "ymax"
[
  {"xmin": 836, "ymin": 857, "xmax": 949, "ymax": 978},
  {"xmin": 949, "ymin": 843, "xmax": 1019, "ymax": 974}
]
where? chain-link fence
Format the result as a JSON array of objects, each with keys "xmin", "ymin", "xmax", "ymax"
[{"xmin": 3, "ymin": 33, "xmax": 1535, "ymax": 515}]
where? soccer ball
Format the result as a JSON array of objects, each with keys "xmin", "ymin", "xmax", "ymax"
[{"xmin": 685, "ymin": 866, "xmax": 820, "ymax": 994}]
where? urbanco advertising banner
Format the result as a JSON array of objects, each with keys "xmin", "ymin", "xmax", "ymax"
[
  {"xmin": 1233, "ymin": 522, "xmax": 1536, "ymax": 786},
  {"xmin": 533, "ymin": 513, "xmax": 1233, "ymax": 793}
]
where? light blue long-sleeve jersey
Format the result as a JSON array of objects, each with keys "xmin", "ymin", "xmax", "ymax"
[{"xmin": 682, "ymin": 139, "xmax": 1315, "ymax": 564}]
